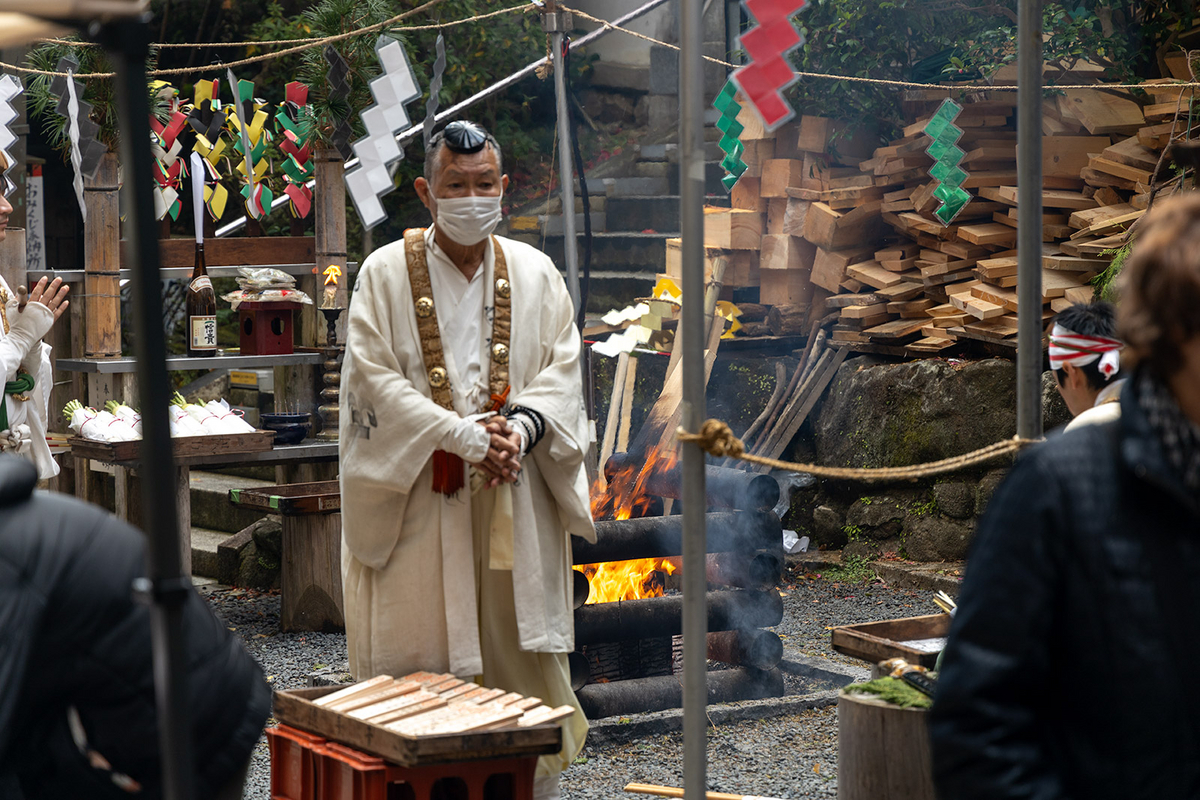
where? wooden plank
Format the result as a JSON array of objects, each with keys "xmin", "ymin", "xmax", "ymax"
[
  {"xmin": 811, "ymin": 245, "xmax": 876, "ymax": 293},
  {"xmin": 1043, "ymin": 135, "xmax": 1111, "ymax": 177},
  {"xmin": 759, "ymin": 234, "xmax": 813, "ymax": 271},
  {"xmin": 957, "ymin": 223, "xmax": 1016, "ymax": 246},
  {"xmin": 753, "ymin": 347, "xmax": 849, "ymax": 467},
  {"xmin": 67, "ymin": 430, "xmax": 276, "ymax": 465},
  {"xmin": 1087, "ymin": 155, "xmax": 1153, "ymax": 185},
  {"xmin": 760, "ymin": 159, "xmax": 805, "ymax": 198},
  {"xmin": 598, "ymin": 352, "xmax": 630, "ymax": 478},
  {"xmin": 730, "ymin": 177, "xmax": 766, "ymax": 212},
  {"xmin": 1043, "ymin": 253, "xmax": 1109, "ymax": 272},
  {"xmin": 1068, "ymin": 203, "xmax": 1137, "ymax": 230},
  {"xmin": 863, "ymin": 318, "xmax": 927, "ymax": 341},
  {"xmin": 1102, "ymin": 136, "xmax": 1160, "ymax": 171},
  {"xmin": 1060, "ymin": 89, "xmax": 1145, "ymax": 134},
  {"xmin": 703, "ymin": 208, "xmax": 763, "ymax": 250},
  {"xmin": 846, "ymin": 261, "xmax": 905, "ymax": 289},
  {"xmin": 146, "ymin": 235, "xmax": 317, "ymax": 269}
]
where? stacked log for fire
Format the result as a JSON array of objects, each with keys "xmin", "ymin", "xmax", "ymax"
[
  {"xmin": 669, "ymin": 61, "xmax": 1196, "ymax": 355},
  {"xmin": 569, "ymin": 458, "xmax": 788, "ymax": 720}
]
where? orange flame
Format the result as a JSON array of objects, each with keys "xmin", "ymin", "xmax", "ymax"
[
  {"xmin": 575, "ymin": 558, "xmax": 677, "ymax": 604},
  {"xmin": 582, "ymin": 448, "xmax": 682, "ymax": 603}
]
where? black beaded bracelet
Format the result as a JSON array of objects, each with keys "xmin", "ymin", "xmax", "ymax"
[{"xmin": 508, "ymin": 405, "xmax": 545, "ymax": 449}]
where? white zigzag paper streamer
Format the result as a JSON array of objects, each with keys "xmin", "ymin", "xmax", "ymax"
[
  {"xmin": 64, "ymin": 69, "xmax": 87, "ymax": 223},
  {"xmin": 344, "ymin": 36, "xmax": 421, "ymax": 230},
  {"xmin": 0, "ymin": 75, "xmax": 21, "ymax": 192}
]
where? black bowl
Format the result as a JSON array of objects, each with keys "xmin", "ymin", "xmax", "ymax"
[{"xmin": 261, "ymin": 413, "xmax": 311, "ymax": 445}]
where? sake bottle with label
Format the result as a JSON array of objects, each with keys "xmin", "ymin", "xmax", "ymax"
[
  {"xmin": 187, "ymin": 241, "xmax": 217, "ymax": 356},
  {"xmin": 187, "ymin": 150, "xmax": 217, "ymax": 357}
]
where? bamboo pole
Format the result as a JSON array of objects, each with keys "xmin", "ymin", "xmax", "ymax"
[{"xmin": 84, "ymin": 151, "xmax": 121, "ymax": 359}]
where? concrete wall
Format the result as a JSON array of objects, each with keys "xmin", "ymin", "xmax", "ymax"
[{"xmin": 573, "ymin": 0, "xmax": 675, "ymax": 67}]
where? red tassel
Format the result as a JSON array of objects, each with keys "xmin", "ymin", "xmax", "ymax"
[{"xmin": 432, "ymin": 449, "xmax": 465, "ymax": 496}]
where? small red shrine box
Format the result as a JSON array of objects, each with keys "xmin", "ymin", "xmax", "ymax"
[{"xmin": 239, "ymin": 300, "xmax": 296, "ymax": 355}]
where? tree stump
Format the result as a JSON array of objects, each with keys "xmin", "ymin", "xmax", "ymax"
[{"xmin": 837, "ymin": 689, "xmax": 935, "ymax": 800}]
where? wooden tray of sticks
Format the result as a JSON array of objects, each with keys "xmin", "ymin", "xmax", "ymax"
[
  {"xmin": 68, "ymin": 430, "xmax": 275, "ymax": 464},
  {"xmin": 273, "ymin": 672, "xmax": 569, "ymax": 767},
  {"xmin": 229, "ymin": 480, "xmax": 340, "ymax": 515},
  {"xmin": 829, "ymin": 613, "xmax": 951, "ymax": 669}
]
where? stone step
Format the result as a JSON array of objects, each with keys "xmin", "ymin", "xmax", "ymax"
[
  {"xmin": 602, "ymin": 176, "xmax": 670, "ymax": 197},
  {"xmin": 605, "ymin": 196, "xmax": 680, "ymax": 234},
  {"xmin": 519, "ymin": 231, "xmax": 671, "ymax": 283},
  {"xmin": 668, "ymin": 161, "xmax": 732, "ymax": 196},
  {"xmin": 189, "ymin": 470, "xmax": 275, "ymax": 534},
  {"xmin": 508, "ymin": 211, "xmax": 608, "ymax": 237},
  {"xmin": 191, "ymin": 525, "xmax": 229, "ymax": 579},
  {"xmin": 633, "ymin": 161, "xmax": 671, "ymax": 179}
]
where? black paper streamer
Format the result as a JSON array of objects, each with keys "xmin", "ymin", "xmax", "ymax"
[{"xmin": 324, "ymin": 45, "xmax": 354, "ymax": 161}]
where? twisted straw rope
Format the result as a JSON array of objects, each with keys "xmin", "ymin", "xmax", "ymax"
[
  {"xmin": 677, "ymin": 419, "xmax": 1038, "ymax": 482},
  {"xmin": 564, "ymin": 5, "xmax": 1200, "ymax": 92},
  {"xmin": 0, "ymin": 0, "xmax": 534, "ymax": 79}
]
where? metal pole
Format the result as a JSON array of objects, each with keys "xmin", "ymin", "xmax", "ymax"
[
  {"xmin": 546, "ymin": 4, "xmax": 581, "ymax": 314},
  {"xmin": 1016, "ymin": 0, "xmax": 1043, "ymax": 440},
  {"xmin": 96, "ymin": 18, "xmax": 194, "ymax": 800},
  {"xmin": 216, "ymin": 0, "xmax": 675, "ymax": 238},
  {"xmin": 679, "ymin": 0, "xmax": 708, "ymax": 796}
]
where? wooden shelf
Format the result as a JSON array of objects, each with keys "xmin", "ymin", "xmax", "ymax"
[{"xmin": 57, "ymin": 352, "xmax": 324, "ymax": 373}]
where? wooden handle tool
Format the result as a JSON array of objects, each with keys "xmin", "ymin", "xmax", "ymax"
[{"xmin": 16, "ymin": 284, "xmax": 26, "ymax": 312}]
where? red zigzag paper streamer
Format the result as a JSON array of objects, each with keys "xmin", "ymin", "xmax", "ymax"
[{"xmin": 731, "ymin": 0, "xmax": 806, "ymax": 131}]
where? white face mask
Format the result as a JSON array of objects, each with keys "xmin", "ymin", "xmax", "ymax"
[{"xmin": 435, "ymin": 194, "xmax": 503, "ymax": 246}]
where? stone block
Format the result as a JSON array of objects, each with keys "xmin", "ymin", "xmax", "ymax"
[
  {"xmin": 975, "ymin": 468, "xmax": 1009, "ymax": 516},
  {"xmin": 902, "ymin": 514, "xmax": 975, "ymax": 562},
  {"xmin": 812, "ymin": 504, "xmax": 846, "ymax": 547},
  {"xmin": 933, "ymin": 481, "xmax": 976, "ymax": 520}
]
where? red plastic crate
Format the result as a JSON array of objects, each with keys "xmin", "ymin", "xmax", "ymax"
[
  {"xmin": 266, "ymin": 724, "xmax": 326, "ymax": 800},
  {"xmin": 313, "ymin": 740, "xmax": 537, "ymax": 800}
]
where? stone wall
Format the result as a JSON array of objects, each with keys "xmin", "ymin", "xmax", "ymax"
[{"xmin": 781, "ymin": 355, "xmax": 1070, "ymax": 561}]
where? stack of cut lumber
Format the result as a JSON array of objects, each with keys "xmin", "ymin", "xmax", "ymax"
[
  {"xmin": 311, "ymin": 672, "xmax": 575, "ymax": 736},
  {"xmin": 668, "ymin": 71, "xmax": 1193, "ymax": 354}
]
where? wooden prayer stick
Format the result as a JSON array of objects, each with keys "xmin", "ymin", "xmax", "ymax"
[
  {"xmin": 625, "ymin": 783, "xmax": 788, "ymax": 800},
  {"xmin": 15, "ymin": 284, "xmax": 26, "ymax": 313}
]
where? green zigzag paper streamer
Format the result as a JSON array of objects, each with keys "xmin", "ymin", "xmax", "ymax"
[
  {"xmin": 923, "ymin": 98, "xmax": 972, "ymax": 226},
  {"xmin": 713, "ymin": 81, "xmax": 747, "ymax": 193}
]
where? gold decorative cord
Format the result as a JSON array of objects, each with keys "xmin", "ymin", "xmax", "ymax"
[{"xmin": 677, "ymin": 419, "xmax": 1038, "ymax": 482}]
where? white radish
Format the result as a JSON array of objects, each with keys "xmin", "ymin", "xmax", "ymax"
[{"xmin": 204, "ymin": 400, "xmax": 256, "ymax": 433}]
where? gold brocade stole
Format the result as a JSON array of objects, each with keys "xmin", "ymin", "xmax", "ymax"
[{"xmin": 404, "ymin": 228, "xmax": 512, "ymax": 495}]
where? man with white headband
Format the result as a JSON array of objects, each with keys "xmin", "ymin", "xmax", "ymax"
[
  {"xmin": 1048, "ymin": 301, "xmax": 1125, "ymax": 431},
  {"xmin": 339, "ymin": 120, "xmax": 592, "ymax": 799}
]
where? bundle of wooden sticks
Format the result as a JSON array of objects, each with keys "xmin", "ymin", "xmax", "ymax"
[{"xmin": 312, "ymin": 672, "xmax": 575, "ymax": 737}]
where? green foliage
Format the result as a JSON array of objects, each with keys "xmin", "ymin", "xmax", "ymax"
[
  {"xmin": 823, "ymin": 552, "xmax": 876, "ymax": 583},
  {"xmin": 25, "ymin": 40, "xmax": 165, "ymax": 156},
  {"xmin": 295, "ymin": 0, "xmax": 403, "ymax": 149},
  {"xmin": 846, "ymin": 676, "xmax": 932, "ymax": 708},
  {"xmin": 1093, "ymin": 238, "xmax": 1135, "ymax": 303},
  {"xmin": 783, "ymin": 0, "xmax": 1197, "ymax": 134}
]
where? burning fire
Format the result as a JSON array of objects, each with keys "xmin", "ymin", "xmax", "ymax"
[
  {"xmin": 580, "ymin": 448, "xmax": 681, "ymax": 603},
  {"xmin": 575, "ymin": 558, "xmax": 676, "ymax": 604}
]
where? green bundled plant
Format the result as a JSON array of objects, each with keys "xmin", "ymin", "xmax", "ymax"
[{"xmin": 25, "ymin": 40, "xmax": 166, "ymax": 157}]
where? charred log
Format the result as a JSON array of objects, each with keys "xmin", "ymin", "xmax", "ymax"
[
  {"xmin": 604, "ymin": 455, "xmax": 780, "ymax": 511},
  {"xmin": 661, "ymin": 551, "xmax": 783, "ymax": 590},
  {"xmin": 573, "ymin": 569, "xmax": 591, "ymax": 610},
  {"xmin": 572, "ymin": 638, "xmax": 675, "ymax": 688},
  {"xmin": 707, "ymin": 629, "xmax": 783, "ymax": 670},
  {"xmin": 575, "ymin": 667, "xmax": 785, "ymax": 719},
  {"xmin": 574, "ymin": 588, "xmax": 783, "ymax": 646},
  {"xmin": 573, "ymin": 510, "xmax": 782, "ymax": 566}
]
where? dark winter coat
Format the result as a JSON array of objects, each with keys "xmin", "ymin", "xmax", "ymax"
[
  {"xmin": 930, "ymin": 379, "xmax": 1200, "ymax": 800},
  {"xmin": 0, "ymin": 456, "xmax": 271, "ymax": 799}
]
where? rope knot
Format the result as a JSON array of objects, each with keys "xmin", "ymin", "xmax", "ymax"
[{"xmin": 678, "ymin": 419, "xmax": 744, "ymax": 458}]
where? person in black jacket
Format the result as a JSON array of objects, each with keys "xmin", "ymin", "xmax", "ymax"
[
  {"xmin": 0, "ymin": 455, "xmax": 271, "ymax": 799},
  {"xmin": 930, "ymin": 192, "xmax": 1200, "ymax": 800}
]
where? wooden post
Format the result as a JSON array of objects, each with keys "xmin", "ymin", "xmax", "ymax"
[
  {"xmin": 176, "ymin": 465, "xmax": 191, "ymax": 576},
  {"xmin": 280, "ymin": 512, "xmax": 345, "ymax": 632},
  {"xmin": 314, "ymin": 147, "xmax": 348, "ymax": 342},
  {"xmin": 84, "ymin": 152, "xmax": 121, "ymax": 358},
  {"xmin": 836, "ymin": 690, "xmax": 935, "ymax": 800},
  {"xmin": 0, "ymin": 227, "xmax": 25, "ymax": 297}
]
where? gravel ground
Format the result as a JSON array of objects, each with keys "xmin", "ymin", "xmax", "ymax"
[{"xmin": 201, "ymin": 560, "xmax": 934, "ymax": 799}]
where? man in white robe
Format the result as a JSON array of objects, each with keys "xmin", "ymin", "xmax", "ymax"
[
  {"xmin": 0, "ymin": 165, "xmax": 69, "ymax": 480},
  {"xmin": 339, "ymin": 121, "xmax": 594, "ymax": 794}
]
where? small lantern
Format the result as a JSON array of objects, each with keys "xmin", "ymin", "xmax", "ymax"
[{"xmin": 239, "ymin": 300, "xmax": 295, "ymax": 355}]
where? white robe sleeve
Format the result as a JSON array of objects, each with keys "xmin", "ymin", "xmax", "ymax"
[
  {"xmin": 507, "ymin": 255, "xmax": 595, "ymax": 542},
  {"xmin": 339, "ymin": 253, "xmax": 468, "ymax": 567}
]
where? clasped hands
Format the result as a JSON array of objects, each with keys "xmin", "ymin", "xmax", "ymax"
[{"xmin": 472, "ymin": 414, "xmax": 521, "ymax": 489}]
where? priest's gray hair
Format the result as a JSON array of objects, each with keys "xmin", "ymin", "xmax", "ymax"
[{"xmin": 423, "ymin": 132, "xmax": 504, "ymax": 187}]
